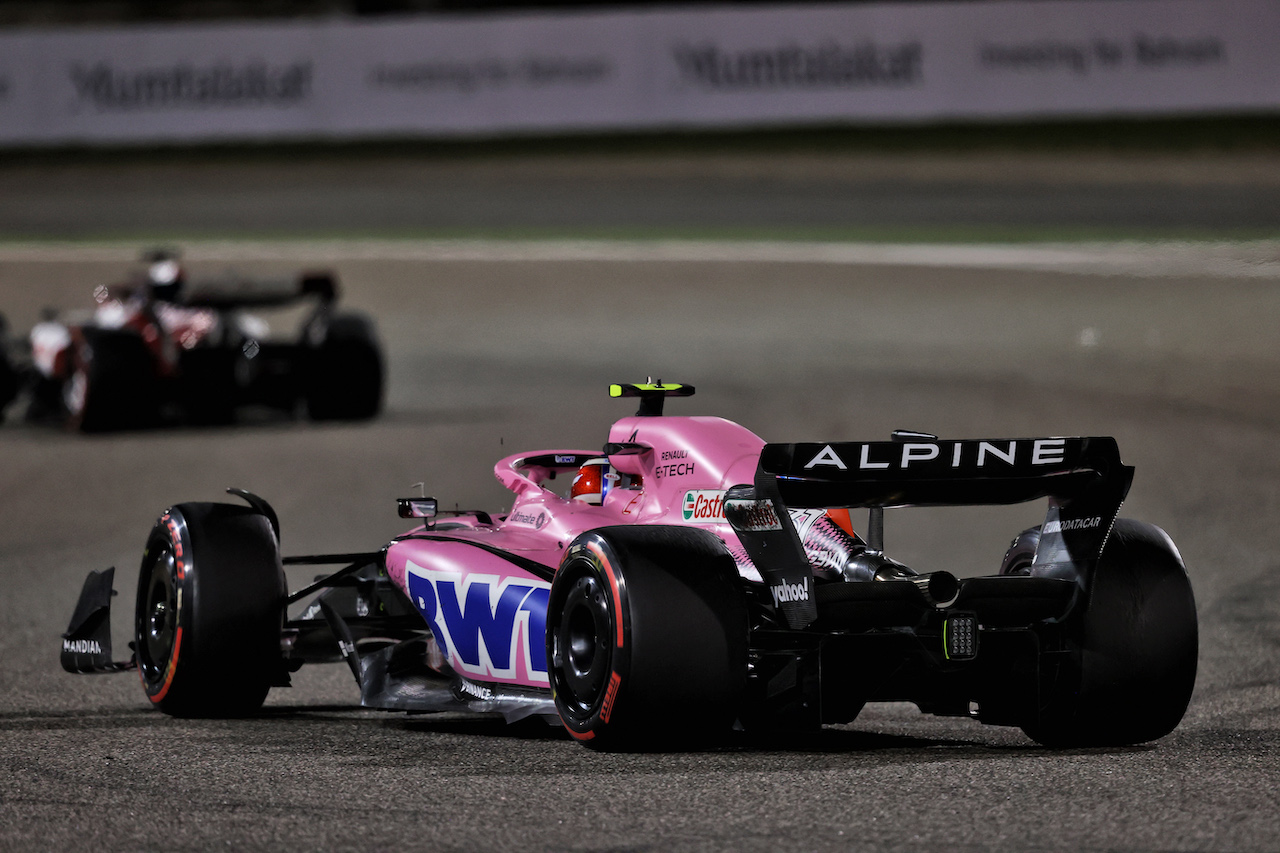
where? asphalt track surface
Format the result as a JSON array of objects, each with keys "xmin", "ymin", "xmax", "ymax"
[
  {"xmin": 4, "ymin": 149, "xmax": 1280, "ymax": 240},
  {"xmin": 2, "ymin": 154, "xmax": 1280, "ymax": 852}
]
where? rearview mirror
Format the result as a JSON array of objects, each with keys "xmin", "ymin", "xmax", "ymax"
[{"xmin": 397, "ymin": 497, "xmax": 438, "ymax": 520}]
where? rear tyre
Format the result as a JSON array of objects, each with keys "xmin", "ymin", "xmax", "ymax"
[
  {"xmin": 1022, "ymin": 518, "xmax": 1198, "ymax": 747},
  {"xmin": 999, "ymin": 525, "xmax": 1041, "ymax": 576},
  {"xmin": 135, "ymin": 502, "xmax": 286, "ymax": 717},
  {"xmin": 303, "ymin": 313, "xmax": 383, "ymax": 421},
  {"xmin": 547, "ymin": 526, "xmax": 749, "ymax": 750},
  {"xmin": 66, "ymin": 328, "xmax": 159, "ymax": 432},
  {"xmin": 178, "ymin": 347, "xmax": 237, "ymax": 425}
]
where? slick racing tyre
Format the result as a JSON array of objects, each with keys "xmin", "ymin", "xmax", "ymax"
[
  {"xmin": 547, "ymin": 526, "xmax": 749, "ymax": 750},
  {"xmin": 0, "ymin": 313, "xmax": 18, "ymax": 419},
  {"xmin": 303, "ymin": 313, "xmax": 383, "ymax": 421},
  {"xmin": 998, "ymin": 525, "xmax": 1042, "ymax": 577},
  {"xmin": 135, "ymin": 502, "xmax": 286, "ymax": 717},
  {"xmin": 1021, "ymin": 518, "xmax": 1198, "ymax": 747},
  {"xmin": 65, "ymin": 328, "xmax": 159, "ymax": 432},
  {"xmin": 178, "ymin": 347, "xmax": 237, "ymax": 425}
]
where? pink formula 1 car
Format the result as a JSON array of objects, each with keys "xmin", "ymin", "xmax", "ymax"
[{"xmin": 62, "ymin": 382, "xmax": 1198, "ymax": 749}]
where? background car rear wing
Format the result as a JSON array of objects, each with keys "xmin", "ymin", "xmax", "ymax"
[
  {"xmin": 726, "ymin": 435, "xmax": 1134, "ymax": 629},
  {"xmin": 183, "ymin": 272, "xmax": 338, "ymax": 309}
]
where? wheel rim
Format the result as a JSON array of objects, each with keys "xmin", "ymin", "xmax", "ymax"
[
  {"xmin": 137, "ymin": 542, "xmax": 178, "ymax": 685},
  {"xmin": 553, "ymin": 571, "xmax": 613, "ymax": 717}
]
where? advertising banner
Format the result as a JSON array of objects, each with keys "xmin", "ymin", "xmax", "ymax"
[
  {"xmin": 323, "ymin": 12, "xmax": 640, "ymax": 134},
  {"xmin": 0, "ymin": 0, "xmax": 1275, "ymax": 146},
  {"xmin": 649, "ymin": 1, "xmax": 1279, "ymax": 123}
]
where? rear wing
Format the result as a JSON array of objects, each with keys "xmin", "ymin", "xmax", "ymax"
[
  {"xmin": 183, "ymin": 272, "xmax": 338, "ymax": 309},
  {"xmin": 759, "ymin": 437, "xmax": 1131, "ymax": 509},
  {"xmin": 726, "ymin": 435, "xmax": 1134, "ymax": 629}
]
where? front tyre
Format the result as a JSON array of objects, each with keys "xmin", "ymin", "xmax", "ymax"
[
  {"xmin": 1023, "ymin": 518, "xmax": 1198, "ymax": 747},
  {"xmin": 547, "ymin": 526, "xmax": 749, "ymax": 750},
  {"xmin": 135, "ymin": 503, "xmax": 286, "ymax": 717}
]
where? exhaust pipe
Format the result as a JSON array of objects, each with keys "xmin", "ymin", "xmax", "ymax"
[
  {"xmin": 909, "ymin": 571, "xmax": 960, "ymax": 608},
  {"xmin": 847, "ymin": 550, "xmax": 961, "ymax": 608}
]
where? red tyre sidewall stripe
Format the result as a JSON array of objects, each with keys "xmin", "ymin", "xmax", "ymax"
[
  {"xmin": 556, "ymin": 537, "xmax": 626, "ymax": 739},
  {"xmin": 148, "ymin": 626, "xmax": 183, "ymax": 703},
  {"xmin": 165, "ymin": 514, "xmax": 185, "ymax": 580},
  {"xmin": 586, "ymin": 540, "xmax": 624, "ymax": 648},
  {"xmin": 145, "ymin": 512, "xmax": 187, "ymax": 702},
  {"xmin": 564, "ymin": 724, "xmax": 595, "ymax": 741},
  {"xmin": 600, "ymin": 670, "xmax": 622, "ymax": 724}
]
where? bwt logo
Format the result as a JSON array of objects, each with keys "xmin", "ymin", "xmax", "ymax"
[{"xmin": 406, "ymin": 563, "xmax": 549, "ymax": 684}]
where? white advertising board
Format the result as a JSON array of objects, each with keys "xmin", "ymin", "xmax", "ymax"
[{"xmin": 0, "ymin": 0, "xmax": 1275, "ymax": 146}]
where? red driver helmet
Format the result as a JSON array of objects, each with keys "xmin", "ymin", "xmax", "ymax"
[{"xmin": 571, "ymin": 458, "xmax": 614, "ymax": 505}]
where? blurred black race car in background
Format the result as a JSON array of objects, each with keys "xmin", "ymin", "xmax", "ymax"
[{"xmin": 0, "ymin": 250, "xmax": 383, "ymax": 431}]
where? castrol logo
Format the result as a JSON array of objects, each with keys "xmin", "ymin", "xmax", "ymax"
[{"xmin": 682, "ymin": 490, "xmax": 726, "ymax": 523}]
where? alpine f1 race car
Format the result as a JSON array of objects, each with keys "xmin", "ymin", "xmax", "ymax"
[
  {"xmin": 0, "ymin": 250, "xmax": 382, "ymax": 431},
  {"xmin": 62, "ymin": 382, "xmax": 1198, "ymax": 750}
]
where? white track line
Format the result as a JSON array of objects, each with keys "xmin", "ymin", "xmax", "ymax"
[{"xmin": 0, "ymin": 239, "xmax": 1277, "ymax": 278}]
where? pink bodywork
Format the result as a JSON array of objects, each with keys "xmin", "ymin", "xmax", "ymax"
[{"xmin": 383, "ymin": 415, "xmax": 768, "ymax": 689}]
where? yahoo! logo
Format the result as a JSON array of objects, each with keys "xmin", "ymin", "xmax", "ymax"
[
  {"xmin": 406, "ymin": 562, "xmax": 550, "ymax": 684},
  {"xmin": 770, "ymin": 576, "xmax": 811, "ymax": 608}
]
